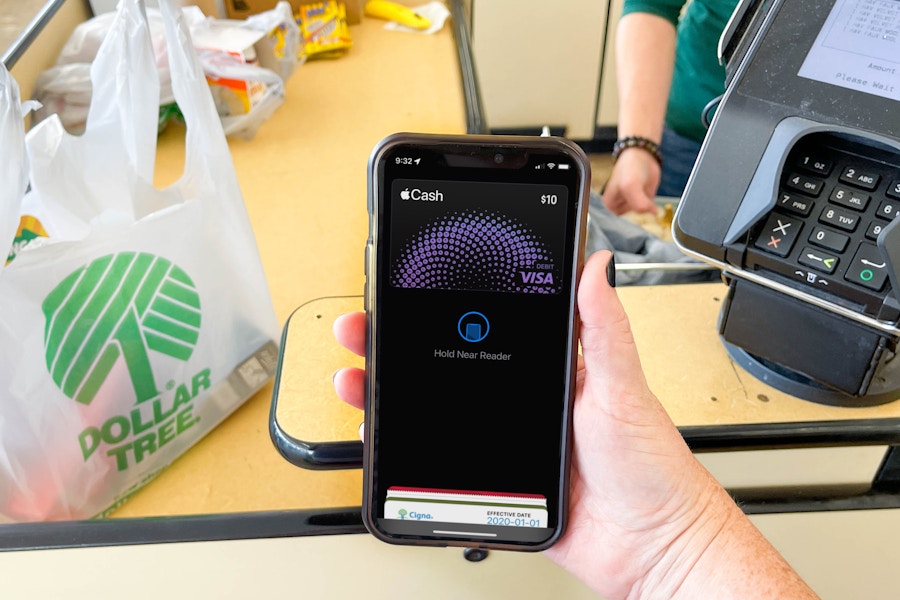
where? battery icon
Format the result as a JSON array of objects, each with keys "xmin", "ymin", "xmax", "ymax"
[{"xmin": 558, "ymin": 164, "xmax": 570, "ymax": 170}]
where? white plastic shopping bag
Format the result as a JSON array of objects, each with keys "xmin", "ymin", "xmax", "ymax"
[
  {"xmin": 1, "ymin": 62, "xmax": 29, "ymax": 266},
  {"xmin": 0, "ymin": 0, "xmax": 279, "ymax": 522},
  {"xmin": 32, "ymin": 8, "xmax": 174, "ymax": 135}
]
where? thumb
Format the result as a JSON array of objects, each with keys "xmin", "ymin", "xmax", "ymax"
[{"xmin": 577, "ymin": 251, "xmax": 652, "ymax": 403}]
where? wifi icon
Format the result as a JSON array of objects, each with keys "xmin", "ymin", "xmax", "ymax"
[{"xmin": 547, "ymin": 163, "xmax": 556, "ymax": 170}]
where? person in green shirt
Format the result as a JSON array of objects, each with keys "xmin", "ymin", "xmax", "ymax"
[{"xmin": 603, "ymin": 0, "xmax": 740, "ymax": 214}]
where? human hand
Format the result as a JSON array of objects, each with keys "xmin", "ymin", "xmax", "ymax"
[
  {"xmin": 601, "ymin": 149, "xmax": 662, "ymax": 215},
  {"xmin": 538, "ymin": 251, "xmax": 729, "ymax": 597},
  {"xmin": 332, "ymin": 252, "xmax": 815, "ymax": 599}
]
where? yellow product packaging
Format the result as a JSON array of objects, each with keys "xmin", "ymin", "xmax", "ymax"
[{"xmin": 298, "ymin": 1, "xmax": 353, "ymax": 59}]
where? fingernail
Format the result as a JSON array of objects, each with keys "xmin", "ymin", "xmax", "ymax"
[{"xmin": 606, "ymin": 253, "xmax": 616, "ymax": 288}]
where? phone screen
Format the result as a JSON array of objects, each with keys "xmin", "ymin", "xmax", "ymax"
[{"xmin": 365, "ymin": 135, "xmax": 588, "ymax": 549}]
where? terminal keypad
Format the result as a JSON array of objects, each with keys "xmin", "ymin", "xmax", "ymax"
[{"xmin": 747, "ymin": 139, "xmax": 900, "ymax": 317}]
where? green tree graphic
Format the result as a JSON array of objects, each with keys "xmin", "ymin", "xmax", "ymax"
[{"xmin": 42, "ymin": 252, "xmax": 201, "ymax": 406}]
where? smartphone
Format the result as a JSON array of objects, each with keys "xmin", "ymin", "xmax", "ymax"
[{"xmin": 363, "ymin": 133, "xmax": 590, "ymax": 550}]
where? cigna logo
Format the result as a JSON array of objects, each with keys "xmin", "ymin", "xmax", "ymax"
[
  {"xmin": 42, "ymin": 252, "xmax": 202, "ymax": 406},
  {"xmin": 399, "ymin": 187, "xmax": 444, "ymax": 202}
]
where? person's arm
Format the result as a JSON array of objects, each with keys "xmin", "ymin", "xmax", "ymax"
[
  {"xmin": 662, "ymin": 489, "xmax": 820, "ymax": 599},
  {"xmin": 602, "ymin": 12, "xmax": 677, "ymax": 215}
]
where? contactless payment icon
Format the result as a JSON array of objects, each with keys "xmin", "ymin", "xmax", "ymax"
[{"xmin": 458, "ymin": 311, "xmax": 489, "ymax": 342}]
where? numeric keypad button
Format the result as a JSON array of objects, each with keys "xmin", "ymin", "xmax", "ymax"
[
  {"xmin": 819, "ymin": 205, "xmax": 860, "ymax": 232},
  {"xmin": 786, "ymin": 173, "xmax": 825, "ymax": 197},
  {"xmin": 777, "ymin": 192, "xmax": 814, "ymax": 217},
  {"xmin": 845, "ymin": 244, "xmax": 889, "ymax": 291},
  {"xmin": 754, "ymin": 213, "xmax": 803, "ymax": 257},
  {"xmin": 798, "ymin": 247, "xmax": 839, "ymax": 274},
  {"xmin": 829, "ymin": 186, "xmax": 870, "ymax": 211},
  {"xmin": 887, "ymin": 180, "xmax": 900, "ymax": 200},
  {"xmin": 797, "ymin": 154, "xmax": 833, "ymax": 176},
  {"xmin": 840, "ymin": 166, "xmax": 880, "ymax": 191},
  {"xmin": 866, "ymin": 221, "xmax": 885, "ymax": 241},
  {"xmin": 809, "ymin": 227, "xmax": 849, "ymax": 253},
  {"xmin": 876, "ymin": 199, "xmax": 900, "ymax": 220}
]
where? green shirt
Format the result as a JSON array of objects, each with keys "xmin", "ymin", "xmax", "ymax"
[{"xmin": 622, "ymin": 0, "xmax": 739, "ymax": 143}]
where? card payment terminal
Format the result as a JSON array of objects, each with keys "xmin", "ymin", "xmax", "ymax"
[{"xmin": 674, "ymin": 0, "xmax": 900, "ymax": 404}]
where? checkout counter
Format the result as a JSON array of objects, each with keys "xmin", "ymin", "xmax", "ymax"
[{"xmin": 3, "ymin": 1, "xmax": 900, "ymax": 597}]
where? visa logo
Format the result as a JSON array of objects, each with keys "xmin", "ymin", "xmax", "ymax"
[{"xmin": 520, "ymin": 271, "xmax": 554, "ymax": 284}]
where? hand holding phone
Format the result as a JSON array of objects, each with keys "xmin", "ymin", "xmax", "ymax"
[
  {"xmin": 363, "ymin": 133, "xmax": 590, "ymax": 550},
  {"xmin": 337, "ymin": 251, "xmax": 816, "ymax": 598}
]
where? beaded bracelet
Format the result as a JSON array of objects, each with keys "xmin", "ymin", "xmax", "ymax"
[{"xmin": 612, "ymin": 135, "xmax": 663, "ymax": 167}]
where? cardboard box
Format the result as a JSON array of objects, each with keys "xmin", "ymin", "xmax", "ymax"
[{"xmin": 224, "ymin": 0, "xmax": 363, "ymax": 24}]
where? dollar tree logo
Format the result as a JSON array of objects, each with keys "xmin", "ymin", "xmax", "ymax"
[{"xmin": 42, "ymin": 252, "xmax": 201, "ymax": 406}]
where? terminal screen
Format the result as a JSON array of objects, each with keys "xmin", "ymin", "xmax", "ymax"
[{"xmin": 798, "ymin": 0, "xmax": 900, "ymax": 103}]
